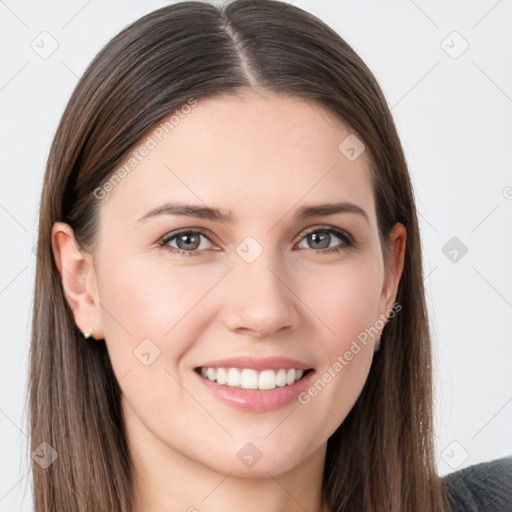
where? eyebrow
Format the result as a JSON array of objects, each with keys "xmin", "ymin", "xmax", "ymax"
[{"xmin": 136, "ymin": 201, "xmax": 369, "ymax": 225}]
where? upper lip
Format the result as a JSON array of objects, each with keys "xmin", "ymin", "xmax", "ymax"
[{"xmin": 196, "ymin": 356, "xmax": 314, "ymax": 372}]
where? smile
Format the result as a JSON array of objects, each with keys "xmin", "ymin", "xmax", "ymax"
[{"xmin": 197, "ymin": 367, "xmax": 312, "ymax": 390}]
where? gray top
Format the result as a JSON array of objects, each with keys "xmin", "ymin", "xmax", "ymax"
[{"xmin": 442, "ymin": 455, "xmax": 512, "ymax": 511}]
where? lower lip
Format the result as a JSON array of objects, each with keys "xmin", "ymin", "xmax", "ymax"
[{"xmin": 195, "ymin": 369, "xmax": 315, "ymax": 412}]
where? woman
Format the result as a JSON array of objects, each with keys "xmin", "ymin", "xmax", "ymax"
[{"xmin": 29, "ymin": 1, "xmax": 511, "ymax": 511}]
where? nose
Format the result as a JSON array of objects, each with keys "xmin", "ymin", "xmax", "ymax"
[{"xmin": 220, "ymin": 249, "xmax": 302, "ymax": 338}]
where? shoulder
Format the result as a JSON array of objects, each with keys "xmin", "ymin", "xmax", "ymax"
[{"xmin": 441, "ymin": 455, "xmax": 512, "ymax": 512}]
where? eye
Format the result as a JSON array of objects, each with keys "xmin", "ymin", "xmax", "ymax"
[
  {"xmin": 295, "ymin": 226, "xmax": 354, "ymax": 255},
  {"xmin": 158, "ymin": 228, "xmax": 215, "ymax": 257},
  {"xmin": 158, "ymin": 225, "xmax": 354, "ymax": 257}
]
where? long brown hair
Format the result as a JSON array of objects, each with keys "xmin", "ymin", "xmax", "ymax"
[{"xmin": 29, "ymin": 1, "xmax": 449, "ymax": 510}]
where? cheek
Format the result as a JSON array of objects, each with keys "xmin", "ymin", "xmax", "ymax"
[
  {"xmin": 95, "ymin": 252, "xmax": 225, "ymax": 372},
  {"xmin": 94, "ymin": 254, "xmax": 217, "ymax": 420},
  {"xmin": 97, "ymin": 252, "xmax": 210, "ymax": 334},
  {"xmin": 292, "ymin": 256, "xmax": 382, "ymax": 435},
  {"xmin": 298, "ymin": 253, "xmax": 383, "ymax": 348}
]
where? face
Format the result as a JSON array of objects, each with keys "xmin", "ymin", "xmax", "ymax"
[{"xmin": 53, "ymin": 90, "xmax": 405, "ymax": 479}]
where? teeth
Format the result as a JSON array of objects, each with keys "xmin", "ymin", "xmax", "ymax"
[
  {"xmin": 216, "ymin": 368, "xmax": 228, "ymax": 385},
  {"xmin": 227, "ymin": 368, "xmax": 241, "ymax": 387},
  {"xmin": 259, "ymin": 369, "xmax": 276, "ymax": 390},
  {"xmin": 199, "ymin": 367, "xmax": 308, "ymax": 390},
  {"xmin": 241, "ymin": 369, "xmax": 258, "ymax": 389},
  {"xmin": 276, "ymin": 368, "xmax": 287, "ymax": 387}
]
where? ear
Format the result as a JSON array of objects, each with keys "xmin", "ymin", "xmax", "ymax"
[
  {"xmin": 51, "ymin": 221, "xmax": 104, "ymax": 340},
  {"xmin": 377, "ymin": 222, "xmax": 406, "ymax": 324}
]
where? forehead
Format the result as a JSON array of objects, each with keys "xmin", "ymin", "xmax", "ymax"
[{"xmin": 99, "ymin": 91, "xmax": 375, "ymax": 226}]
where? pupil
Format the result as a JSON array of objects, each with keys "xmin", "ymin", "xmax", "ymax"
[
  {"xmin": 310, "ymin": 232, "xmax": 329, "ymax": 249},
  {"xmin": 178, "ymin": 233, "xmax": 199, "ymax": 250}
]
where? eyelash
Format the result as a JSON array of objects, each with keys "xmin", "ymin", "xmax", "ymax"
[{"xmin": 157, "ymin": 225, "xmax": 355, "ymax": 258}]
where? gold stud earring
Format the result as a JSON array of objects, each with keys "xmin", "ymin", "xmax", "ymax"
[{"xmin": 82, "ymin": 328, "xmax": 93, "ymax": 339}]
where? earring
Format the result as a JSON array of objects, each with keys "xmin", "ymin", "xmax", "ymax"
[{"xmin": 82, "ymin": 328, "xmax": 93, "ymax": 339}]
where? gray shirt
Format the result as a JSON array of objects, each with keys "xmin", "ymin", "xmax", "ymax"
[{"xmin": 442, "ymin": 455, "xmax": 512, "ymax": 511}]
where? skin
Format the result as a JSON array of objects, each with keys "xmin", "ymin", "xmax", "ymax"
[{"xmin": 52, "ymin": 89, "xmax": 406, "ymax": 512}]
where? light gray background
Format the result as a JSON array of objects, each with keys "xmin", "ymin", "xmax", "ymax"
[{"xmin": 1, "ymin": 0, "xmax": 511, "ymax": 510}]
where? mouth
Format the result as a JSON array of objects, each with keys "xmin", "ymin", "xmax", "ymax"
[
  {"xmin": 194, "ymin": 366, "xmax": 314, "ymax": 391},
  {"xmin": 192, "ymin": 356, "xmax": 316, "ymax": 412}
]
